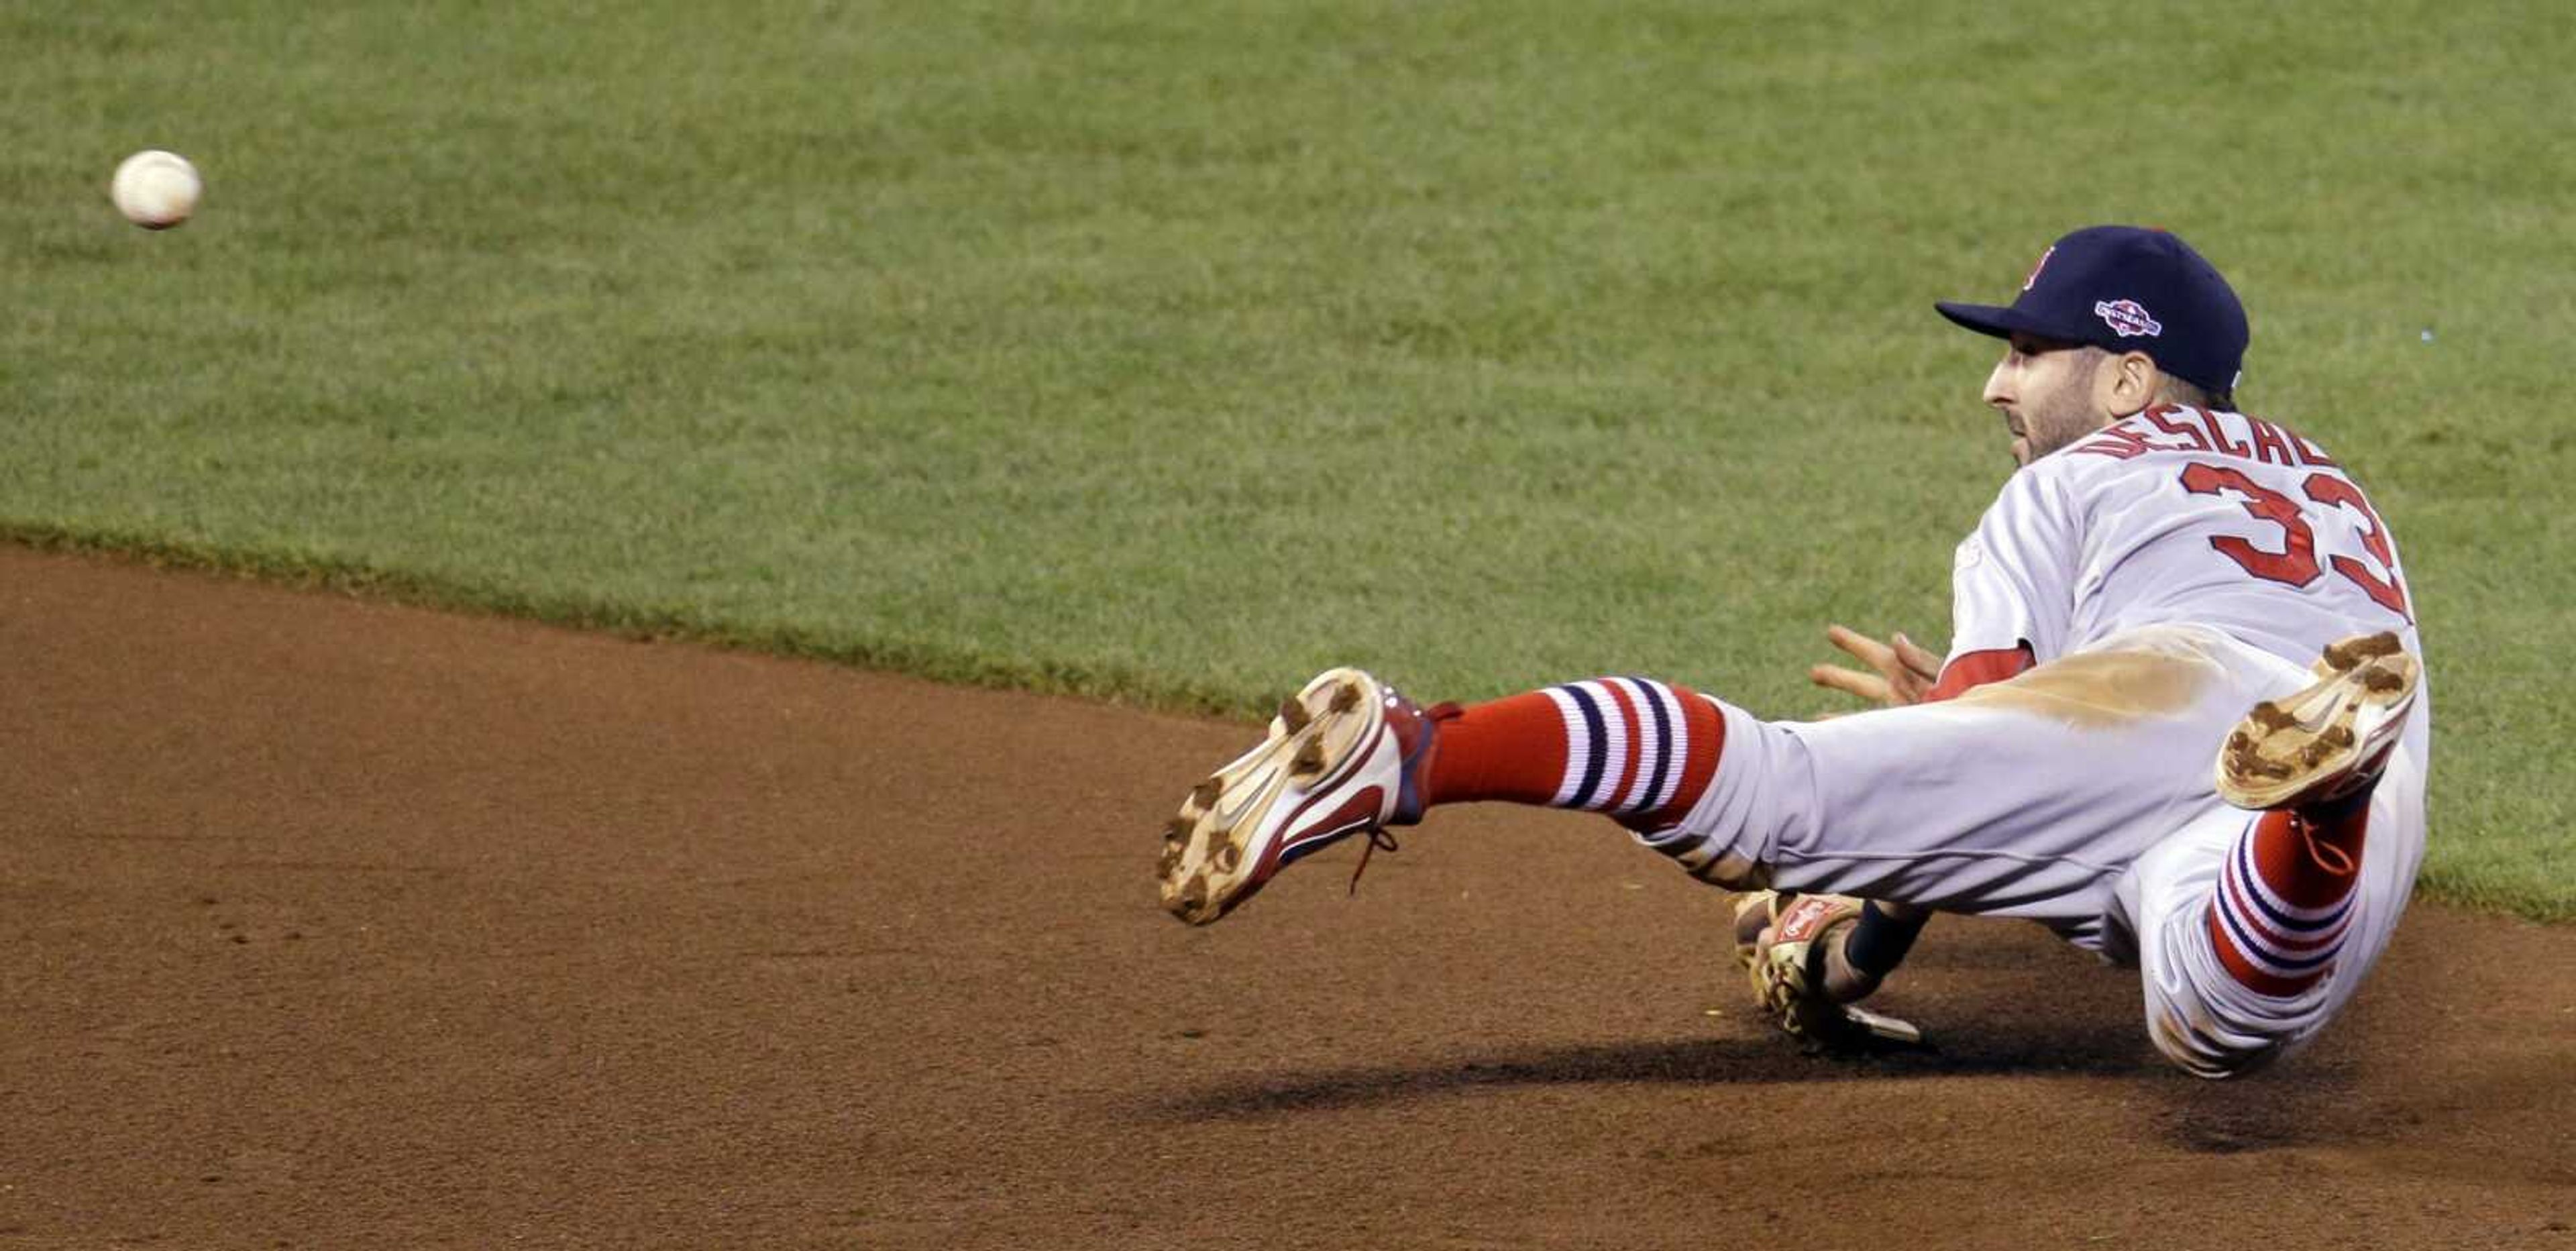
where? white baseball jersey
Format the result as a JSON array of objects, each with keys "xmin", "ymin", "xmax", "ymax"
[
  {"xmin": 1951, "ymin": 404, "xmax": 2420, "ymax": 672},
  {"xmin": 1640, "ymin": 404, "xmax": 2430, "ymax": 1075}
]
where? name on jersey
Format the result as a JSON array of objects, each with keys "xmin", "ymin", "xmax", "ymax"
[{"xmin": 2070, "ymin": 404, "xmax": 2340, "ymax": 470}]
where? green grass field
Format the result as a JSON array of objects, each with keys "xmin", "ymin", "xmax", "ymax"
[{"xmin": 4, "ymin": 1, "xmax": 2568, "ymax": 918}]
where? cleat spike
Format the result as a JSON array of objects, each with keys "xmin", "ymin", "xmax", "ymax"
[
  {"xmin": 2250, "ymin": 702, "xmax": 2296, "ymax": 731},
  {"xmin": 1216, "ymin": 843, "xmax": 1242, "ymax": 872},
  {"xmin": 2322, "ymin": 725, "xmax": 2357, "ymax": 749},
  {"xmin": 2362, "ymin": 668, "xmax": 2404, "ymax": 694},
  {"xmin": 1159, "ymin": 843, "xmax": 1185, "ymax": 877},
  {"xmin": 1292, "ymin": 739, "xmax": 1326, "ymax": 776},
  {"xmin": 1277, "ymin": 698, "xmax": 1311, "ymax": 732},
  {"xmin": 1190, "ymin": 778, "xmax": 1222, "ymax": 808},
  {"xmin": 2322, "ymin": 631, "xmax": 2402, "ymax": 671},
  {"xmin": 1329, "ymin": 682, "xmax": 1362, "ymax": 713}
]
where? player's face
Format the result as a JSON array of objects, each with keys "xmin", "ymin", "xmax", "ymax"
[{"xmin": 1982, "ymin": 334, "xmax": 2106, "ymax": 468}]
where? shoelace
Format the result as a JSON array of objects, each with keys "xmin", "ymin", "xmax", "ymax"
[
  {"xmin": 1346, "ymin": 827, "xmax": 1401, "ymax": 896},
  {"xmin": 1342, "ymin": 690, "xmax": 1456, "ymax": 896}
]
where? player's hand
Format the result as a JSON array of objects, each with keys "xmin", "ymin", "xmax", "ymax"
[
  {"xmin": 1733, "ymin": 891, "xmax": 1927, "ymax": 1051},
  {"xmin": 1807, "ymin": 624, "xmax": 1942, "ymax": 709}
]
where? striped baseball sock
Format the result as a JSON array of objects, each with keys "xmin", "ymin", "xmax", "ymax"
[
  {"xmin": 2205, "ymin": 790, "xmax": 2372, "ymax": 998},
  {"xmin": 1421, "ymin": 677, "xmax": 1725, "ymax": 830}
]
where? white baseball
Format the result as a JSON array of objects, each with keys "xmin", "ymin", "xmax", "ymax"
[{"xmin": 111, "ymin": 150, "xmax": 203, "ymax": 229}]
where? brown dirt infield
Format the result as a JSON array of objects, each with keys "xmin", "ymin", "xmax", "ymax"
[{"xmin": 3, "ymin": 545, "xmax": 2570, "ymax": 1250}]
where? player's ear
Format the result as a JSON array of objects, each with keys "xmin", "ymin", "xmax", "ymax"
[{"xmin": 2095, "ymin": 350, "xmax": 2161, "ymax": 418}]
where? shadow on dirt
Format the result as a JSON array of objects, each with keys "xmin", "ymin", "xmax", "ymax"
[
  {"xmin": 1157, "ymin": 1026, "xmax": 2394, "ymax": 1158},
  {"xmin": 1157, "ymin": 1017, "xmax": 2160, "ymax": 1122}
]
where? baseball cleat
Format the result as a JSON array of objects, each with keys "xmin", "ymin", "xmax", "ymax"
[
  {"xmin": 1157, "ymin": 667, "xmax": 1439, "ymax": 926},
  {"xmin": 2215, "ymin": 631, "xmax": 2420, "ymax": 811}
]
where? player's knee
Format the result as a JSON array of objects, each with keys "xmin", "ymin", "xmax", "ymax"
[
  {"xmin": 2148, "ymin": 1008, "xmax": 2284, "ymax": 1080},
  {"xmin": 1627, "ymin": 823, "xmax": 1769, "ymax": 890},
  {"xmin": 1687, "ymin": 848, "xmax": 1769, "ymax": 891}
]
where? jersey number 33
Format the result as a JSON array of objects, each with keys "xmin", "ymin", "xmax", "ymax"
[{"xmin": 2177, "ymin": 462, "xmax": 2412, "ymax": 622}]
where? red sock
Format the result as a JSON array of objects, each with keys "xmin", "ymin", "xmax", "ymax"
[
  {"xmin": 2206, "ymin": 791, "xmax": 2371, "ymax": 997},
  {"xmin": 1423, "ymin": 678, "xmax": 1724, "ymax": 829}
]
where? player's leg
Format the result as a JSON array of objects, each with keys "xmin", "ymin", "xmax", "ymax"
[
  {"xmin": 1626, "ymin": 625, "xmax": 2318, "ymax": 935},
  {"xmin": 2125, "ymin": 639, "xmax": 2426, "ymax": 1077},
  {"xmin": 1161, "ymin": 626, "xmax": 2277, "ymax": 928},
  {"xmin": 1631, "ymin": 633, "xmax": 2277, "ymax": 1043},
  {"xmin": 1160, "ymin": 624, "xmax": 2259, "ymax": 930},
  {"xmin": 1159, "ymin": 670, "xmax": 1727, "ymax": 924}
]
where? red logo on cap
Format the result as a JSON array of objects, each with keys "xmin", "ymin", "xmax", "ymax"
[
  {"xmin": 2094, "ymin": 298, "xmax": 2163, "ymax": 338},
  {"xmin": 2023, "ymin": 246, "xmax": 2056, "ymax": 292}
]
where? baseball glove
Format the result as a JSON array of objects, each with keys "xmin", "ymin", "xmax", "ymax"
[{"xmin": 1733, "ymin": 890, "xmax": 1926, "ymax": 1052}]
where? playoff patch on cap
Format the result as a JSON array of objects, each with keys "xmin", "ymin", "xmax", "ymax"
[{"xmin": 2093, "ymin": 299, "xmax": 2162, "ymax": 338}]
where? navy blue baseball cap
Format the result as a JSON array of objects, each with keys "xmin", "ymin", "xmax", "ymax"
[{"xmin": 1936, "ymin": 225, "xmax": 2248, "ymax": 396}]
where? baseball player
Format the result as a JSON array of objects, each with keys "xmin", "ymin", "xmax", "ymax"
[{"xmin": 1157, "ymin": 225, "xmax": 2427, "ymax": 1078}]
